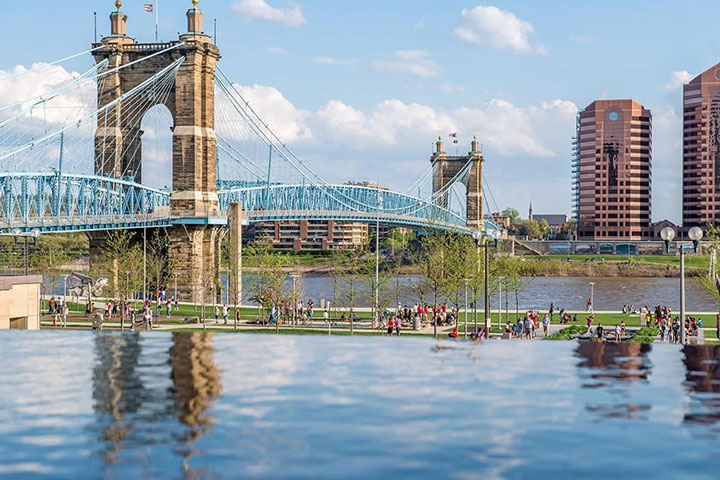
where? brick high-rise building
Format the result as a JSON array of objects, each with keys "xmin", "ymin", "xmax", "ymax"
[
  {"xmin": 574, "ymin": 100, "xmax": 652, "ymax": 240},
  {"xmin": 682, "ymin": 63, "xmax": 720, "ymax": 228}
]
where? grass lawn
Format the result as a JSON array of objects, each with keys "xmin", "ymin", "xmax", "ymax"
[
  {"xmin": 545, "ymin": 325, "xmax": 588, "ymax": 340},
  {"xmin": 628, "ymin": 327, "xmax": 660, "ymax": 344},
  {"xmin": 542, "ymin": 254, "xmax": 709, "ymax": 269}
]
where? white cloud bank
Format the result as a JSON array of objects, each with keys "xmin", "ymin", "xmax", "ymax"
[
  {"xmin": 373, "ymin": 50, "xmax": 441, "ymax": 78},
  {"xmin": 664, "ymin": 70, "xmax": 694, "ymax": 90},
  {"xmin": 235, "ymin": 82, "xmax": 577, "ymax": 158},
  {"xmin": 454, "ymin": 5, "xmax": 546, "ymax": 54},
  {"xmin": 231, "ymin": 0, "xmax": 307, "ymax": 27}
]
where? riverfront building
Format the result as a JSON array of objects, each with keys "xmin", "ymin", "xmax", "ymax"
[
  {"xmin": 574, "ymin": 100, "xmax": 652, "ymax": 240},
  {"xmin": 252, "ymin": 220, "xmax": 369, "ymax": 252},
  {"xmin": 682, "ymin": 63, "xmax": 720, "ymax": 228}
]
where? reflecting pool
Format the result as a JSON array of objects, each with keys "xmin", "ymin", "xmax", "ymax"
[{"xmin": 0, "ymin": 332, "xmax": 719, "ymax": 479}]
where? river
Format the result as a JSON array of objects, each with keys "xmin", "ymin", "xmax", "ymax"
[{"xmin": 49, "ymin": 274, "xmax": 719, "ymax": 311}]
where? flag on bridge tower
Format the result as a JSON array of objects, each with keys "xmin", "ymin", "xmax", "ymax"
[{"xmin": 144, "ymin": 3, "xmax": 154, "ymax": 12}]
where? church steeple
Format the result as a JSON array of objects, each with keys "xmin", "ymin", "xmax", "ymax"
[{"xmin": 529, "ymin": 201, "xmax": 533, "ymax": 220}]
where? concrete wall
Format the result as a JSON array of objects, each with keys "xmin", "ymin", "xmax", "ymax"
[{"xmin": 0, "ymin": 276, "xmax": 42, "ymax": 330}]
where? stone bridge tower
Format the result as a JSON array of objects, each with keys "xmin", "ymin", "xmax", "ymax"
[
  {"xmin": 92, "ymin": 0, "xmax": 222, "ymax": 301},
  {"xmin": 431, "ymin": 136, "xmax": 484, "ymax": 231}
]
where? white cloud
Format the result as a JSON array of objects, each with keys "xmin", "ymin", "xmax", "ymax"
[
  {"xmin": 264, "ymin": 46, "xmax": 286, "ymax": 55},
  {"xmin": 312, "ymin": 57, "xmax": 360, "ymax": 67},
  {"xmin": 569, "ymin": 34, "xmax": 596, "ymax": 44},
  {"xmin": 233, "ymin": 84, "xmax": 313, "ymax": 143},
  {"xmin": 231, "ymin": 0, "xmax": 307, "ymax": 27},
  {"xmin": 236, "ymin": 82, "xmax": 575, "ymax": 158},
  {"xmin": 373, "ymin": 50, "xmax": 441, "ymax": 78},
  {"xmin": 439, "ymin": 84, "xmax": 466, "ymax": 94},
  {"xmin": 664, "ymin": 70, "xmax": 694, "ymax": 90},
  {"xmin": 454, "ymin": 5, "xmax": 546, "ymax": 54},
  {"xmin": 414, "ymin": 21, "xmax": 425, "ymax": 30}
]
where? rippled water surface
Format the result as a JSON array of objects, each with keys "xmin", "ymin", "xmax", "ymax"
[{"xmin": 1, "ymin": 332, "xmax": 719, "ymax": 479}]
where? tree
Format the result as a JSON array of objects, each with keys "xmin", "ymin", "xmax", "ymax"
[
  {"xmin": 441, "ymin": 233, "xmax": 474, "ymax": 328},
  {"xmin": 31, "ymin": 236, "xmax": 69, "ymax": 298},
  {"xmin": 698, "ymin": 222, "xmax": 720, "ymax": 304},
  {"xmin": 415, "ymin": 230, "xmax": 456, "ymax": 337},
  {"xmin": 538, "ymin": 218, "xmax": 550, "ymax": 239},
  {"xmin": 146, "ymin": 229, "xmax": 175, "ymax": 300},
  {"xmin": 335, "ymin": 245, "xmax": 368, "ymax": 334},
  {"xmin": 501, "ymin": 208, "xmax": 521, "ymax": 225},
  {"xmin": 523, "ymin": 219, "xmax": 541, "ymax": 239},
  {"xmin": 93, "ymin": 230, "xmax": 142, "ymax": 299},
  {"xmin": 245, "ymin": 238, "xmax": 293, "ymax": 331},
  {"xmin": 495, "ymin": 256, "xmax": 533, "ymax": 319}
]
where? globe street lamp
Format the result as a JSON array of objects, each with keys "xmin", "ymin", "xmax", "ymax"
[
  {"xmin": 660, "ymin": 226, "xmax": 676, "ymax": 253},
  {"xmin": 681, "ymin": 226, "xmax": 704, "ymax": 344}
]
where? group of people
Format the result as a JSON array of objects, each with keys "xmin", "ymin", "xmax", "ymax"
[
  {"xmin": 48, "ymin": 296, "xmax": 68, "ymax": 328},
  {"xmin": 594, "ymin": 321, "xmax": 626, "ymax": 341},
  {"xmin": 504, "ymin": 310, "xmax": 550, "ymax": 339}
]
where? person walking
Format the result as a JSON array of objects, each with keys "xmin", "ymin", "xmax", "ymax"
[
  {"xmin": 542, "ymin": 314, "xmax": 550, "ymax": 337},
  {"xmin": 62, "ymin": 303, "xmax": 68, "ymax": 329},
  {"xmin": 387, "ymin": 318, "xmax": 394, "ymax": 336},
  {"xmin": 214, "ymin": 305, "xmax": 220, "ymax": 323},
  {"xmin": 395, "ymin": 316, "xmax": 401, "ymax": 336},
  {"xmin": 174, "ymin": 297, "xmax": 179, "ymax": 312},
  {"xmin": 166, "ymin": 298, "xmax": 172, "ymax": 319},
  {"xmin": 222, "ymin": 304, "xmax": 229, "ymax": 325}
]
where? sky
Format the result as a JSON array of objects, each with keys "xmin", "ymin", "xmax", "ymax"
[{"xmin": 1, "ymin": 0, "xmax": 720, "ymax": 223}]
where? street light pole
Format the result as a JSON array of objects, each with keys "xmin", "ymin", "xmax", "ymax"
[
  {"xmin": 498, "ymin": 277, "xmax": 504, "ymax": 330},
  {"xmin": 464, "ymin": 278, "xmax": 469, "ymax": 339},
  {"xmin": 484, "ymin": 240, "xmax": 490, "ymax": 334},
  {"xmin": 143, "ymin": 221, "xmax": 147, "ymax": 303},
  {"xmin": 375, "ymin": 187, "xmax": 382, "ymax": 327},
  {"xmin": 680, "ymin": 245, "xmax": 686, "ymax": 344},
  {"xmin": 589, "ymin": 282, "xmax": 595, "ymax": 314}
]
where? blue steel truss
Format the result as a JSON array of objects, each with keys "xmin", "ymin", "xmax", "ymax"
[{"xmin": 0, "ymin": 173, "xmax": 497, "ymax": 234}]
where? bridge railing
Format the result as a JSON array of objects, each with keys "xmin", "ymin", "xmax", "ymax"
[{"xmin": 0, "ymin": 173, "xmax": 170, "ymax": 226}]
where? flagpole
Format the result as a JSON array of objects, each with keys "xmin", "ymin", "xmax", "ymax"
[{"xmin": 155, "ymin": 0, "xmax": 159, "ymax": 42}]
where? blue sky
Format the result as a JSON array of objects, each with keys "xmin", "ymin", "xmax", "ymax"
[{"xmin": 1, "ymin": 0, "xmax": 719, "ymax": 223}]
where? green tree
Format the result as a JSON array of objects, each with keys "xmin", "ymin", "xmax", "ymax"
[
  {"xmin": 538, "ymin": 218, "xmax": 550, "ymax": 239},
  {"xmin": 698, "ymin": 222, "xmax": 720, "ymax": 303},
  {"xmin": 415, "ymin": 230, "xmax": 457, "ymax": 337},
  {"xmin": 146, "ymin": 229, "xmax": 175, "ymax": 299},
  {"xmin": 501, "ymin": 208, "xmax": 521, "ymax": 225},
  {"xmin": 335, "ymin": 244, "xmax": 369, "ymax": 334},
  {"xmin": 245, "ymin": 238, "xmax": 293, "ymax": 331},
  {"xmin": 31, "ymin": 236, "xmax": 69, "ymax": 298},
  {"xmin": 524, "ymin": 219, "xmax": 541, "ymax": 239},
  {"xmin": 93, "ymin": 230, "xmax": 143, "ymax": 299}
]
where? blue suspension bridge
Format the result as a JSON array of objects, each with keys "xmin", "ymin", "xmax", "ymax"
[{"xmin": 0, "ymin": 11, "xmax": 499, "ymax": 238}]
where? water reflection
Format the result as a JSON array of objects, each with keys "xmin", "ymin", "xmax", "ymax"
[
  {"xmin": 682, "ymin": 345, "xmax": 720, "ymax": 428},
  {"xmin": 91, "ymin": 334, "xmax": 143, "ymax": 465},
  {"xmin": 575, "ymin": 341, "xmax": 653, "ymax": 419},
  {"xmin": 168, "ymin": 332, "xmax": 222, "ymax": 477},
  {"xmin": 6, "ymin": 333, "xmax": 720, "ymax": 478}
]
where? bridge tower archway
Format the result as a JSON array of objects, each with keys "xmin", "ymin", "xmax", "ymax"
[
  {"xmin": 91, "ymin": 1, "xmax": 222, "ymax": 301},
  {"xmin": 431, "ymin": 136, "xmax": 484, "ymax": 231}
]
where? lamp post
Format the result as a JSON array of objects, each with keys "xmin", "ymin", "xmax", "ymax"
[
  {"xmin": 472, "ymin": 229, "xmax": 502, "ymax": 336},
  {"xmin": 683, "ymin": 226, "xmax": 704, "ymax": 344},
  {"xmin": 375, "ymin": 188, "xmax": 383, "ymax": 327},
  {"xmin": 589, "ymin": 282, "xmax": 595, "ymax": 314},
  {"xmin": 289, "ymin": 272, "xmax": 299, "ymax": 328},
  {"xmin": 11, "ymin": 228, "xmax": 40, "ymax": 275},
  {"xmin": 463, "ymin": 278, "xmax": 470, "ymax": 338},
  {"xmin": 497, "ymin": 276, "xmax": 504, "ymax": 330}
]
